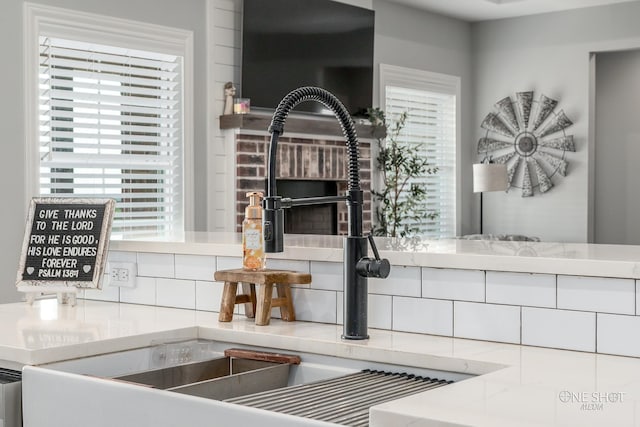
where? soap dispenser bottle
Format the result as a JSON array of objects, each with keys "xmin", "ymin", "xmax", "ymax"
[{"xmin": 242, "ymin": 191, "xmax": 266, "ymax": 270}]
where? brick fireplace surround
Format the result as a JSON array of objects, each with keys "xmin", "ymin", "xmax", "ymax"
[{"xmin": 235, "ymin": 132, "xmax": 372, "ymax": 235}]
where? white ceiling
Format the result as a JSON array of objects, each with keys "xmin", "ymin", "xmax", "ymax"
[{"xmin": 386, "ymin": 0, "xmax": 639, "ymax": 21}]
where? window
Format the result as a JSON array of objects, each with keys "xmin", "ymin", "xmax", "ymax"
[
  {"xmin": 380, "ymin": 64, "xmax": 460, "ymax": 238},
  {"xmin": 25, "ymin": 3, "xmax": 194, "ymax": 238}
]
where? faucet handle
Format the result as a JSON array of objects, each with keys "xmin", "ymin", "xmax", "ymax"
[
  {"xmin": 367, "ymin": 234, "xmax": 382, "ymax": 261},
  {"xmin": 356, "ymin": 235, "xmax": 391, "ymax": 279}
]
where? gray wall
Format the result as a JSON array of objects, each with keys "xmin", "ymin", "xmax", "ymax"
[
  {"xmin": 0, "ymin": 0, "xmax": 26, "ymax": 303},
  {"xmin": 472, "ymin": 1, "xmax": 640, "ymax": 242},
  {"xmin": 0, "ymin": 0, "xmax": 208, "ymax": 302},
  {"xmin": 373, "ymin": 0, "xmax": 474, "ymax": 235},
  {"xmin": 594, "ymin": 49, "xmax": 640, "ymax": 244}
]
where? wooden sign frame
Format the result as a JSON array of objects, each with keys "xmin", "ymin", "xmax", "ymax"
[{"xmin": 16, "ymin": 198, "xmax": 116, "ymax": 290}]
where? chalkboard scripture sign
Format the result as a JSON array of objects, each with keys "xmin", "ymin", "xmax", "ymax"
[{"xmin": 16, "ymin": 198, "xmax": 115, "ymax": 289}]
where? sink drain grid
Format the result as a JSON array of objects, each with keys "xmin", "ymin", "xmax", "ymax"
[{"xmin": 225, "ymin": 369, "xmax": 453, "ymax": 426}]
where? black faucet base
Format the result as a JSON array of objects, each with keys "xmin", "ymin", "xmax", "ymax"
[
  {"xmin": 343, "ymin": 236, "xmax": 368, "ymax": 340},
  {"xmin": 341, "ymin": 334, "xmax": 370, "ymax": 340}
]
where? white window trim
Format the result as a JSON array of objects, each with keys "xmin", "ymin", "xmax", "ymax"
[
  {"xmin": 379, "ymin": 63, "xmax": 462, "ymax": 236},
  {"xmin": 23, "ymin": 2, "xmax": 195, "ymax": 231}
]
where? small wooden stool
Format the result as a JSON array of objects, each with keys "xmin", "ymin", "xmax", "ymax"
[{"xmin": 214, "ymin": 269, "xmax": 312, "ymax": 326}]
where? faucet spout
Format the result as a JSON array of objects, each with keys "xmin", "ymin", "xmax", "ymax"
[{"xmin": 263, "ymin": 87, "xmax": 390, "ymax": 340}]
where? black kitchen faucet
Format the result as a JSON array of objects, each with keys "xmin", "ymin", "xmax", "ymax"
[{"xmin": 262, "ymin": 87, "xmax": 390, "ymax": 340}]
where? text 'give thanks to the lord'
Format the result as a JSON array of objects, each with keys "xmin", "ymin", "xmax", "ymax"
[{"xmin": 22, "ymin": 203, "xmax": 107, "ymax": 282}]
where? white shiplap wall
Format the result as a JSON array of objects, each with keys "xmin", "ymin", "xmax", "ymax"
[{"xmin": 209, "ymin": 0, "xmax": 242, "ymax": 231}]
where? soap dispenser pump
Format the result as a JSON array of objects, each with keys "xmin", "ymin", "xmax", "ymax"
[{"xmin": 242, "ymin": 191, "xmax": 266, "ymax": 271}]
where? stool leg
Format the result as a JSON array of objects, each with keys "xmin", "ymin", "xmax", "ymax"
[
  {"xmin": 219, "ymin": 281, "xmax": 238, "ymax": 322},
  {"xmin": 241, "ymin": 282, "xmax": 257, "ymax": 318},
  {"xmin": 276, "ymin": 284, "xmax": 296, "ymax": 321},
  {"xmin": 255, "ymin": 283, "xmax": 274, "ymax": 326}
]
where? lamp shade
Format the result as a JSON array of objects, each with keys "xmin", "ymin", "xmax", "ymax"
[{"xmin": 473, "ymin": 163, "xmax": 508, "ymax": 193}]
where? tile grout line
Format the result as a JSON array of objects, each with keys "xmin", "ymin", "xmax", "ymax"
[
  {"xmin": 595, "ymin": 311, "xmax": 598, "ymax": 353},
  {"xmin": 520, "ymin": 305, "xmax": 523, "ymax": 345}
]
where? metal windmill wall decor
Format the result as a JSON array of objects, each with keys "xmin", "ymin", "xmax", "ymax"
[{"xmin": 477, "ymin": 91, "xmax": 575, "ymax": 197}]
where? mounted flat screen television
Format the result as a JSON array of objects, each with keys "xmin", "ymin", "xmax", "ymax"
[{"xmin": 241, "ymin": 0, "xmax": 375, "ymax": 115}]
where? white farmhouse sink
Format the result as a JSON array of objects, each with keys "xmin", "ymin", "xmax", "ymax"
[{"xmin": 23, "ymin": 340, "xmax": 470, "ymax": 427}]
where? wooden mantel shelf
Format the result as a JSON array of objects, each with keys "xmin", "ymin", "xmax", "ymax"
[{"xmin": 219, "ymin": 113, "xmax": 385, "ymax": 140}]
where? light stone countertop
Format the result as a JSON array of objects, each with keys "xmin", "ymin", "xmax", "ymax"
[
  {"xmin": 110, "ymin": 231, "xmax": 640, "ymax": 278},
  {"xmin": 5, "ymin": 299, "xmax": 640, "ymax": 426}
]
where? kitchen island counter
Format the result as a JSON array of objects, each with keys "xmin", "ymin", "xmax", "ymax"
[{"xmin": 6, "ymin": 299, "xmax": 640, "ymax": 426}]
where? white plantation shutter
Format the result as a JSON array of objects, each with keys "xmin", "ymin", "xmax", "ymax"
[
  {"xmin": 38, "ymin": 36, "xmax": 183, "ymax": 238},
  {"xmin": 383, "ymin": 71, "xmax": 458, "ymax": 238}
]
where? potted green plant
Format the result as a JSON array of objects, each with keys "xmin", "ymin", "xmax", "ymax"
[{"xmin": 366, "ymin": 108, "xmax": 439, "ymax": 238}]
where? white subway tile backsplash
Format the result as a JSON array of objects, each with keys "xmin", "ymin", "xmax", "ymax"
[
  {"xmin": 310, "ymin": 261, "xmax": 343, "ymax": 291},
  {"xmin": 422, "ymin": 268, "xmax": 485, "ymax": 302},
  {"xmin": 175, "ymin": 255, "xmax": 216, "ymax": 281},
  {"xmin": 266, "ymin": 259, "xmax": 310, "ymax": 274},
  {"xmin": 337, "ymin": 293, "xmax": 392, "ymax": 330},
  {"xmin": 557, "ymin": 276, "xmax": 634, "ymax": 315},
  {"xmin": 522, "ymin": 307, "xmax": 595, "ymax": 352},
  {"xmin": 110, "ymin": 247, "xmax": 640, "ymax": 357},
  {"xmin": 195, "ymin": 281, "xmax": 223, "ymax": 312},
  {"xmin": 156, "ymin": 278, "xmax": 195, "ymax": 310},
  {"xmin": 486, "ymin": 272, "xmax": 556, "ymax": 308},
  {"xmin": 370, "ymin": 266, "xmax": 420, "ymax": 297},
  {"xmin": 137, "ymin": 253, "xmax": 174, "ymax": 278},
  {"xmin": 84, "ymin": 280, "xmax": 120, "ymax": 302},
  {"xmin": 369, "ymin": 295, "xmax": 392, "ymax": 330},
  {"xmin": 107, "ymin": 251, "xmax": 137, "ymax": 263},
  {"xmin": 454, "ymin": 302, "xmax": 520, "ymax": 344},
  {"xmin": 120, "ymin": 277, "xmax": 156, "ymax": 306},
  {"xmin": 393, "ymin": 297, "xmax": 453, "ymax": 336},
  {"xmin": 291, "ymin": 288, "xmax": 337, "ymax": 324},
  {"xmin": 597, "ymin": 314, "xmax": 640, "ymax": 357},
  {"xmin": 216, "ymin": 256, "xmax": 242, "ymax": 271}
]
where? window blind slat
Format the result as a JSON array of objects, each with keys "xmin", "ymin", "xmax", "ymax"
[
  {"xmin": 40, "ymin": 171, "xmax": 173, "ymax": 180},
  {"xmin": 43, "ymin": 120, "xmax": 180, "ymax": 135},
  {"xmin": 45, "ymin": 89, "xmax": 179, "ymax": 109},
  {"xmin": 41, "ymin": 56, "xmax": 179, "ymax": 80},
  {"xmin": 42, "ymin": 181, "xmax": 177, "ymax": 189},
  {"xmin": 43, "ymin": 132, "xmax": 179, "ymax": 145},
  {"xmin": 41, "ymin": 141, "xmax": 180, "ymax": 155},
  {"xmin": 39, "ymin": 191, "xmax": 177, "ymax": 200},
  {"xmin": 42, "ymin": 99, "xmax": 178, "ymax": 117},
  {"xmin": 40, "ymin": 110, "xmax": 179, "ymax": 126},
  {"xmin": 39, "ymin": 67, "xmax": 179, "ymax": 89},
  {"xmin": 41, "ymin": 155, "xmax": 178, "ymax": 168},
  {"xmin": 42, "ymin": 78, "xmax": 179, "ymax": 99},
  {"xmin": 41, "ymin": 45, "xmax": 179, "ymax": 70},
  {"xmin": 113, "ymin": 212, "xmax": 176, "ymax": 220}
]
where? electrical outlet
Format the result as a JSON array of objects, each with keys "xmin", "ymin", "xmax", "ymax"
[
  {"xmin": 117, "ymin": 268, "xmax": 129, "ymax": 282},
  {"xmin": 108, "ymin": 262, "xmax": 137, "ymax": 288}
]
